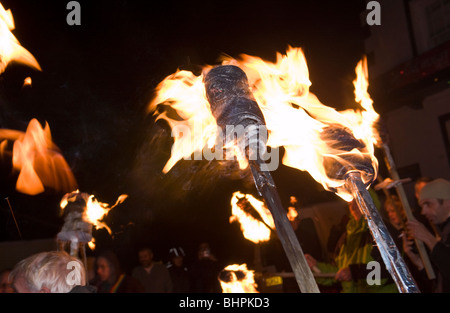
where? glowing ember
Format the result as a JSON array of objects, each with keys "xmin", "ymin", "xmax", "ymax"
[
  {"xmin": 287, "ymin": 196, "xmax": 299, "ymax": 221},
  {"xmin": 287, "ymin": 206, "xmax": 298, "ymax": 222},
  {"xmin": 150, "ymin": 47, "xmax": 379, "ymax": 202},
  {"xmin": 0, "ymin": 118, "xmax": 77, "ymax": 195},
  {"xmin": 88, "ymin": 238, "xmax": 96, "ymax": 251},
  {"xmin": 0, "ymin": 2, "xmax": 41, "ymax": 74},
  {"xmin": 22, "ymin": 76, "xmax": 32, "ymax": 87},
  {"xmin": 230, "ymin": 191, "xmax": 274, "ymax": 244},
  {"xmin": 219, "ymin": 263, "xmax": 258, "ymax": 293}
]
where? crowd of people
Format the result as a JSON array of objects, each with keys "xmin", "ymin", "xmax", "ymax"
[
  {"xmin": 0, "ymin": 241, "xmax": 223, "ymax": 294},
  {"xmin": 0, "ymin": 177, "xmax": 449, "ymax": 293},
  {"xmin": 304, "ymin": 177, "xmax": 450, "ymax": 293}
]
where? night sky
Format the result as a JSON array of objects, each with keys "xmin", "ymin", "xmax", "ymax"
[{"xmin": 0, "ymin": 0, "xmax": 368, "ymax": 271}]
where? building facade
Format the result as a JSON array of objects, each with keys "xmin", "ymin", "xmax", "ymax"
[{"xmin": 364, "ymin": 0, "xmax": 450, "ymax": 203}]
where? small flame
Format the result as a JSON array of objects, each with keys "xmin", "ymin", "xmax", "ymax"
[
  {"xmin": 60, "ymin": 191, "xmax": 127, "ymax": 250},
  {"xmin": 352, "ymin": 57, "xmax": 380, "ymax": 146},
  {"xmin": 23, "ymin": 76, "xmax": 32, "ymax": 87},
  {"xmin": 220, "ymin": 264, "xmax": 258, "ymax": 293},
  {"xmin": 88, "ymin": 238, "xmax": 96, "ymax": 250},
  {"xmin": 287, "ymin": 206, "xmax": 298, "ymax": 222},
  {"xmin": 230, "ymin": 191, "xmax": 275, "ymax": 244},
  {"xmin": 150, "ymin": 47, "xmax": 379, "ymax": 201},
  {"xmin": 85, "ymin": 195, "xmax": 112, "ymax": 233},
  {"xmin": 0, "ymin": 119, "xmax": 77, "ymax": 195},
  {"xmin": 0, "ymin": 2, "xmax": 41, "ymax": 74}
]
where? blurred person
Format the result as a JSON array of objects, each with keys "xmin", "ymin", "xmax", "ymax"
[
  {"xmin": 167, "ymin": 247, "xmax": 190, "ymax": 293},
  {"xmin": 405, "ymin": 178, "xmax": 450, "ymax": 293},
  {"xmin": 0, "ymin": 269, "xmax": 14, "ymax": 293},
  {"xmin": 189, "ymin": 242, "xmax": 222, "ymax": 293},
  {"xmin": 413, "ymin": 177, "xmax": 436, "ymax": 233},
  {"xmin": 93, "ymin": 249, "xmax": 144, "ymax": 293},
  {"xmin": 9, "ymin": 250, "xmax": 92, "ymax": 293},
  {"xmin": 131, "ymin": 247, "xmax": 172, "ymax": 293},
  {"xmin": 415, "ymin": 177, "xmax": 434, "ymax": 201},
  {"xmin": 305, "ymin": 197, "xmax": 398, "ymax": 293},
  {"xmin": 383, "ymin": 194, "xmax": 434, "ymax": 293},
  {"xmin": 384, "ymin": 194, "xmax": 405, "ymax": 232}
]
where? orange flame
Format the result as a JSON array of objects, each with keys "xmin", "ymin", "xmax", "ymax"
[
  {"xmin": 230, "ymin": 191, "xmax": 275, "ymax": 244},
  {"xmin": 150, "ymin": 47, "xmax": 379, "ymax": 201},
  {"xmin": 0, "ymin": 119, "xmax": 77, "ymax": 195},
  {"xmin": 148, "ymin": 69, "xmax": 217, "ymax": 173},
  {"xmin": 0, "ymin": 2, "xmax": 41, "ymax": 74},
  {"xmin": 88, "ymin": 238, "xmax": 96, "ymax": 250},
  {"xmin": 220, "ymin": 264, "xmax": 259, "ymax": 293},
  {"xmin": 23, "ymin": 76, "xmax": 32, "ymax": 87},
  {"xmin": 287, "ymin": 206, "xmax": 298, "ymax": 222},
  {"xmin": 60, "ymin": 191, "xmax": 128, "ymax": 250}
]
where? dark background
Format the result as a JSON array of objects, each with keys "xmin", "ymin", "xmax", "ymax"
[{"xmin": 0, "ymin": 0, "xmax": 368, "ymax": 271}]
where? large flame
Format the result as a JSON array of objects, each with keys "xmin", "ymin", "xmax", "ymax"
[
  {"xmin": 0, "ymin": 2, "xmax": 41, "ymax": 74},
  {"xmin": 230, "ymin": 191, "xmax": 275, "ymax": 244},
  {"xmin": 0, "ymin": 118, "xmax": 77, "ymax": 195},
  {"xmin": 148, "ymin": 69, "xmax": 217, "ymax": 173},
  {"xmin": 149, "ymin": 47, "xmax": 379, "ymax": 201},
  {"xmin": 220, "ymin": 263, "xmax": 259, "ymax": 293}
]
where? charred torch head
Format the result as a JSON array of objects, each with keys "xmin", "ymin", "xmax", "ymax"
[
  {"xmin": 204, "ymin": 65, "xmax": 266, "ymax": 131},
  {"xmin": 321, "ymin": 124, "xmax": 376, "ymax": 188},
  {"xmin": 204, "ymin": 65, "xmax": 268, "ymax": 162}
]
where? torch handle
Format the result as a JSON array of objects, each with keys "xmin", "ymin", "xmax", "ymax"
[
  {"xmin": 249, "ymin": 160, "xmax": 320, "ymax": 293},
  {"xmin": 346, "ymin": 171, "xmax": 420, "ymax": 293},
  {"xmin": 382, "ymin": 144, "xmax": 436, "ymax": 280}
]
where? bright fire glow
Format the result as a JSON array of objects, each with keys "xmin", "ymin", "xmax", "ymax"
[
  {"xmin": 0, "ymin": 118, "xmax": 77, "ymax": 195},
  {"xmin": 0, "ymin": 2, "xmax": 41, "ymax": 74},
  {"xmin": 220, "ymin": 264, "xmax": 258, "ymax": 293},
  {"xmin": 230, "ymin": 191, "xmax": 274, "ymax": 244},
  {"xmin": 148, "ymin": 69, "xmax": 217, "ymax": 173},
  {"xmin": 23, "ymin": 76, "xmax": 32, "ymax": 87},
  {"xmin": 287, "ymin": 206, "xmax": 298, "ymax": 222},
  {"xmin": 149, "ymin": 47, "xmax": 379, "ymax": 201},
  {"xmin": 60, "ymin": 191, "xmax": 128, "ymax": 250},
  {"xmin": 88, "ymin": 238, "xmax": 96, "ymax": 250}
]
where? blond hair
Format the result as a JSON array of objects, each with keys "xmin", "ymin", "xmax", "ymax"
[{"xmin": 10, "ymin": 251, "xmax": 85, "ymax": 293}]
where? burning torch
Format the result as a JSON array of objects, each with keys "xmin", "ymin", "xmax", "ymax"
[
  {"xmin": 57, "ymin": 190, "xmax": 128, "ymax": 282},
  {"xmin": 204, "ymin": 65, "xmax": 320, "ymax": 293},
  {"xmin": 149, "ymin": 47, "xmax": 421, "ymax": 293},
  {"xmin": 317, "ymin": 123, "xmax": 419, "ymax": 293}
]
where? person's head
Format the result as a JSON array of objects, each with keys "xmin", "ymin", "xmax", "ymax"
[
  {"xmin": 419, "ymin": 178, "xmax": 450, "ymax": 225},
  {"xmin": 0, "ymin": 269, "xmax": 14, "ymax": 293},
  {"xmin": 198, "ymin": 242, "xmax": 212, "ymax": 259},
  {"xmin": 138, "ymin": 247, "xmax": 154, "ymax": 268},
  {"xmin": 96, "ymin": 250, "xmax": 121, "ymax": 284},
  {"xmin": 9, "ymin": 251, "xmax": 85, "ymax": 293},
  {"xmin": 384, "ymin": 195, "xmax": 404, "ymax": 227},
  {"xmin": 415, "ymin": 177, "xmax": 434, "ymax": 200},
  {"xmin": 169, "ymin": 247, "xmax": 185, "ymax": 267}
]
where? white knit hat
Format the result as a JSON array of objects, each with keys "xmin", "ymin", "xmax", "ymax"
[{"xmin": 419, "ymin": 178, "xmax": 450, "ymax": 202}]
